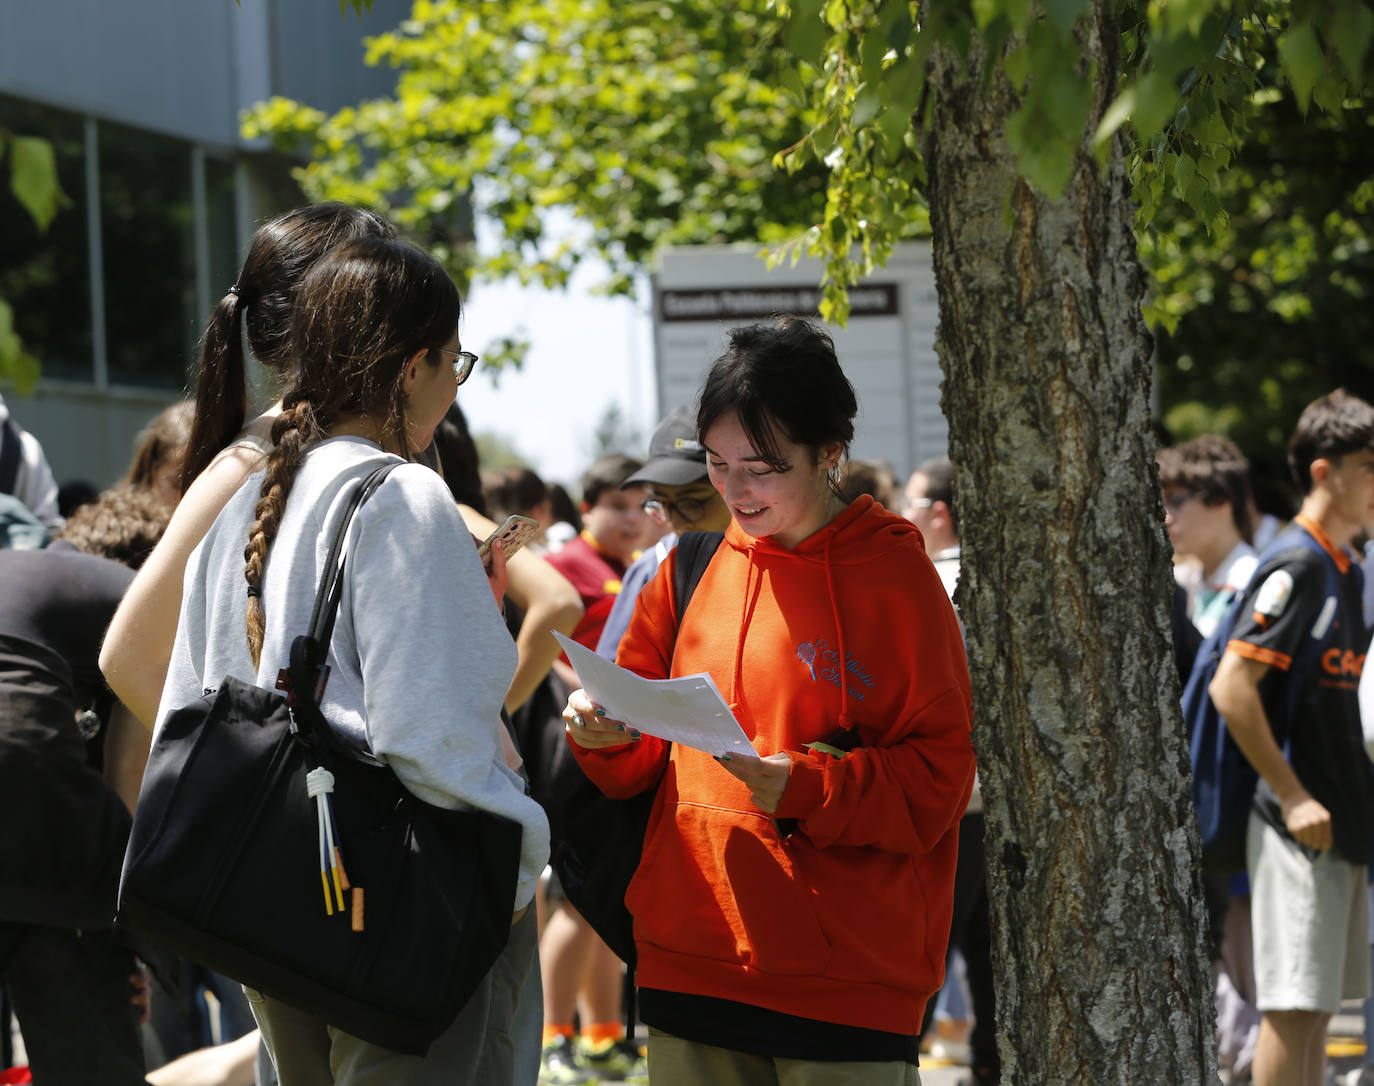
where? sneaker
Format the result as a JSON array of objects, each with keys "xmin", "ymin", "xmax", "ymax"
[
  {"xmin": 540, "ymin": 1035, "xmax": 592, "ymax": 1085},
  {"xmin": 577, "ymin": 1036, "xmax": 649, "ymax": 1083}
]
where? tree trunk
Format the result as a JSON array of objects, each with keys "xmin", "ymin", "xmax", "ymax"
[{"xmin": 923, "ymin": 4, "xmax": 1218, "ymax": 1082}]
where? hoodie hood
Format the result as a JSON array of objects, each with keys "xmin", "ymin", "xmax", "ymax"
[{"xmin": 723, "ymin": 494, "xmax": 926, "ymax": 565}]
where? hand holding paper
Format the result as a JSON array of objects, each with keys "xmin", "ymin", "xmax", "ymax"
[{"xmin": 554, "ymin": 633, "xmax": 758, "ymax": 760}]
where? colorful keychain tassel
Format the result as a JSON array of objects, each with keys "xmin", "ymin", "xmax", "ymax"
[{"xmin": 306, "ymin": 767, "xmax": 346, "ymax": 916}]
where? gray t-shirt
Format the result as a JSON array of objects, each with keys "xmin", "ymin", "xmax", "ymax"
[{"xmin": 159, "ymin": 436, "xmax": 549, "ymax": 907}]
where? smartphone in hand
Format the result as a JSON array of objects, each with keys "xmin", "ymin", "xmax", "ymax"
[{"xmin": 478, "ymin": 514, "xmax": 541, "ymax": 561}]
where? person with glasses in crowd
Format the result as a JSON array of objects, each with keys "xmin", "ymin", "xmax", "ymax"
[
  {"xmin": 595, "ymin": 404, "xmax": 732, "ymax": 662},
  {"xmin": 157, "ymin": 236, "xmax": 547, "ymax": 1083},
  {"xmin": 101, "ymin": 203, "xmax": 397, "ymax": 728}
]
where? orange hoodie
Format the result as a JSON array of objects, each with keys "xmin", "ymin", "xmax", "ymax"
[{"xmin": 569, "ymin": 496, "xmax": 975, "ymax": 1035}]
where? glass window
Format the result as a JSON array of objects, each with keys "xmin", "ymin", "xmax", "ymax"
[
  {"xmin": 205, "ymin": 155, "xmax": 239, "ymax": 308},
  {"xmin": 0, "ymin": 94, "xmax": 93, "ymax": 381},
  {"xmin": 98, "ymin": 120, "xmax": 197, "ymax": 388}
]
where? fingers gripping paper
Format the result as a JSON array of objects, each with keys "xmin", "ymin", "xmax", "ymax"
[{"xmin": 554, "ymin": 633, "xmax": 757, "ymax": 759}]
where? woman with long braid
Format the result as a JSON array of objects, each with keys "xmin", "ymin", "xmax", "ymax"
[
  {"xmin": 101, "ymin": 204, "xmax": 395, "ymax": 726},
  {"xmin": 156, "ymin": 237, "xmax": 549, "ymax": 1084}
]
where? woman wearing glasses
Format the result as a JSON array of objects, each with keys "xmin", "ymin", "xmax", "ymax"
[
  {"xmin": 563, "ymin": 317, "xmax": 975, "ymax": 1085},
  {"xmin": 158, "ymin": 237, "xmax": 548, "ymax": 1082},
  {"xmin": 101, "ymin": 203, "xmax": 397, "ymax": 726}
]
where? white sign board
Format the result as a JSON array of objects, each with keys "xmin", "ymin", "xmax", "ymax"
[{"xmin": 651, "ymin": 243, "xmax": 945, "ymax": 478}]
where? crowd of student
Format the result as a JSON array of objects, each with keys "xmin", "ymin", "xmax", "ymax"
[
  {"xmin": 1161, "ymin": 396, "xmax": 1374, "ymax": 1086},
  {"xmin": 0, "ymin": 197, "xmax": 1370, "ymax": 1086},
  {"xmin": 0, "ymin": 202, "xmax": 975, "ymax": 1086}
]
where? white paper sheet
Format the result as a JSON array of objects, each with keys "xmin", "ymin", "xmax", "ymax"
[{"xmin": 554, "ymin": 633, "xmax": 757, "ymax": 759}]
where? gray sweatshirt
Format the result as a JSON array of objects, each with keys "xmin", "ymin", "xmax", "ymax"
[{"xmin": 158, "ymin": 436, "xmax": 549, "ymax": 908}]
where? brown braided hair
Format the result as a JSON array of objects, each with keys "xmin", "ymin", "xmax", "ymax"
[{"xmin": 242, "ymin": 237, "xmax": 461, "ymax": 666}]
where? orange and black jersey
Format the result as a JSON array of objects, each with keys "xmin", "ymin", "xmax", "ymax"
[{"xmin": 1228, "ymin": 515, "xmax": 1372, "ymax": 865}]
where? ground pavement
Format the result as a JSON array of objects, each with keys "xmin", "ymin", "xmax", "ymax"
[{"xmin": 915, "ymin": 1003, "xmax": 1369, "ymax": 1085}]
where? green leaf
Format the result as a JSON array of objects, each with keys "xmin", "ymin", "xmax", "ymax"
[
  {"xmin": 1041, "ymin": 65, "xmax": 1093, "ymax": 140},
  {"xmin": 1173, "ymin": 152, "xmax": 1196, "ymax": 196},
  {"xmin": 787, "ymin": 10, "xmax": 829, "ymax": 67},
  {"xmin": 0, "ymin": 299, "xmax": 41, "ymax": 394},
  {"xmin": 1331, "ymin": 0, "xmax": 1374, "ymax": 82},
  {"xmin": 979, "ymin": 17, "xmax": 1012, "ymax": 87},
  {"xmin": 1007, "ymin": 103, "xmax": 1074, "ymax": 197},
  {"xmin": 1002, "ymin": 0, "xmax": 1030, "ymax": 33},
  {"xmin": 1094, "ymin": 87, "xmax": 1135, "ymax": 149},
  {"xmin": 853, "ymin": 86, "xmax": 885, "ymax": 128},
  {"xmin": 1042, "ymin": 0, "xmax": 1084, "ymax": 33},
  {"xmin": 971, "ymin": 0, "xmax": 1001, "ymax": 31},
  {"xmin": 1132, "ymin": 71, "xmax": 1179, "ymax": 141},
  {"xmin": 1277, "ymin": 23, "xmax": 1326, "ymax": 112},
  {"xmin": 1004, "ymin": 43, "xmax": 1031, "ymax": 90},
  {"xmin": 878, "ymin": 98, "xmax": 913, "ymax": 156},
  {"xmin": 1312, "ymin": 72, "xmax": 1348, "ymax": 114},
  {"xmin": 9, "ymin": 136, "xmax": 63, "ymax": 232}
]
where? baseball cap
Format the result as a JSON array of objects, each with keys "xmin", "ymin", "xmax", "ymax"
[{"xmin": 620, "ymin": 403, "xmax": 708, "ymax": 488}]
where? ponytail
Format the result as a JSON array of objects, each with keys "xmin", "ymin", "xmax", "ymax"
[
  {"xmin": 181, "ymin": 290, "xmax": 249, "ymax": 493},
  {"xmin": 243, "ymin": 400, "xmax": 318, "ymax": 668},
  {"xmin": 180, "ymin": 204, "xmax": 398, "ymax": 496}
]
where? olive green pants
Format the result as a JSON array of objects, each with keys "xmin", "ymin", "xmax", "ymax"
[
  {"xmin": 248, "ymin": 908, "xmax": 537, "ymax": 1086},
  {"xmin": 647, "ymin": 1027, "xmax": 922, "ymax": 1086}
]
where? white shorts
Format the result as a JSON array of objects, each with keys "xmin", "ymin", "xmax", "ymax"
[{"xmin": 1248, "ymin": 812, "xmax": 1370, "ymax": 1013}]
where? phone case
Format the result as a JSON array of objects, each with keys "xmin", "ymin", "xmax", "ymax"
[{"xmin": 479, "ymin": 514, "xmax": 541, "ymax": 560}]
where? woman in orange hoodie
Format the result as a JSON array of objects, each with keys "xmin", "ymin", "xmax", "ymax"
[{"xmin": 563, "ymin": 317, "xmax": 975, "ymax": 1085}]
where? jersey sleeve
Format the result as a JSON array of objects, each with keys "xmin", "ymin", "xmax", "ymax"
[{"xmin": 1226, "ymin": 550, "xmax": 1324, "ymax": 672}]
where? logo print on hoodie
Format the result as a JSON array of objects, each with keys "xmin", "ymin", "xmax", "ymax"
[{"xmin": 801, "ymin": 638, "xmax": 876, "ymax": 701}]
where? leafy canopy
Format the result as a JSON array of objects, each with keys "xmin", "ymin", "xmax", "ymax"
[
  {"xmin": 772, "ymin": 0, "xmax": 1372, "ymax": 320},
  {"xmin": 244, "ymin": 0, "xmax": 838, "ymax": 304}
]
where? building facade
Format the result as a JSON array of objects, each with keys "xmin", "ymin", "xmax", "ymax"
[{"xmin": 0, "ymin": 0, "xmax": 407, "ymax": 488}]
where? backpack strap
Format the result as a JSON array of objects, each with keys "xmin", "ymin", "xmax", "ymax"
[
  {"xmin": 671, "ymin": 531, "xmax": 724, "ymax": 628},
  {"xmin": 0, "ymin": 419, "xmax": 21, "ymax": 497}
]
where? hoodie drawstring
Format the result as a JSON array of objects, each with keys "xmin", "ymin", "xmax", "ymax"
[
  {"xmin": 823, "ymin": 531, "xmax": 853, "ymax": 732},
  {"xmin": 730, "ymin": 544, "xmax": 760, "ymax": 719}
]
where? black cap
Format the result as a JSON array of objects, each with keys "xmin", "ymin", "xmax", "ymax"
[{"xmin": 621, "ymin": 404, "xmax": 708, "ymax": 488}]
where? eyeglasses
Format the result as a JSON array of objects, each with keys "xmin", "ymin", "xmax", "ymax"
[
  {"xmin": 437, "ymin": 347, "xmax": 479, "ymax": 385},
  {"xmin": 1162, "ymin": 491, "xmax": 1199, "ymax": 512},
  {"xmin": 643, "ymin": 494, "xmax": 712, "ymax": 526}
]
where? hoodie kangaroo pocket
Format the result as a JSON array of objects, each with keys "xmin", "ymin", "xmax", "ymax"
[
  {"xmin": 628, "ymin": 801, "xmax": 831, "ymax": 976},
  {"xmin": 792, "ymin": 842, "xmax": 933, "ymax": 989}
]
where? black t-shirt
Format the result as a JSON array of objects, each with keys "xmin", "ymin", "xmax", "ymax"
[
  {"xmin": 639, "ymin": 988, "xmax": 921, "ymax": 1064},
  {"xmin": 1227, "ymin": 525, "xmax": 1373, "ymax": 865},
  {"xmin": 0, "ymin": 543, "xmax": 134, "ymax": 928}
]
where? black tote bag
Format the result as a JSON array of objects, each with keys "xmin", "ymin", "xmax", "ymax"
[{"xmin": 117, "ymin": 463, "xmax": 523, "ymax": 1055}]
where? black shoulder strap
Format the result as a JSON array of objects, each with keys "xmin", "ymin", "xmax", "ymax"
[
  {"xmin": 0, "ymin": 419, "xmax": 21, "ymax": 496},
  {"xmin": 287, "ymin": 461, "xmax": 400, "ymax": 733},
  {"xmin": 305, "ymin": 461, "xmax": 402, "ymax": 653},
  {"xmin": 671, "ymin": 531, "xmax": 724, "ymax": 629}
]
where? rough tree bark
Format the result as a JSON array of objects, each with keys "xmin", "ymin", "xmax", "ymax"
[{"xmin": 923, "ymin": 3, "xmax": 1218, "ymax": 1081}]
